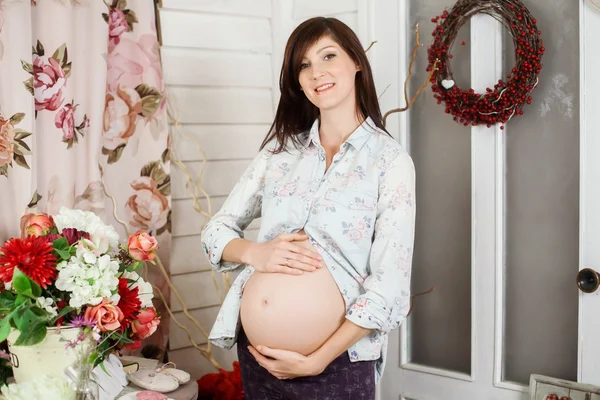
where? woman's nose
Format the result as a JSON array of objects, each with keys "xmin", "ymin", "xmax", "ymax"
[{"xmin": 312, "ymin": 65, "xmax": 325, "ymax": 79}]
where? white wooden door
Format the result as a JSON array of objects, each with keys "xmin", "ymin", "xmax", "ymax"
[{"xmin": 380, "ymin": 1, "xmax": 600, "ymax": 399}]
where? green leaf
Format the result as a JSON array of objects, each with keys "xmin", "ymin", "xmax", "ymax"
[
  {"xmin": 51, "ymin": 43, "xmax": 67, "ymax": 67},
  {"xmin": 14, "ymin": 129, "xmax": 32, "ymax": 141},
  {"xmin": 50, "ymin": 306, "xmax": 74, "ymax": 325},
  {"xmin": 140, "ymin": 161, "xmax": 158, "ymax": 178},
  {"xmin": 100, "ymin": 361, "xmax": 111, "ymax": 376},
  {"xmin": 62, "ymin": 47, "xmax": 69, "ymax": 67},
  {"xmin": 52, "ymin": 237, "xmax": 69, "ymax": 251},
  {"xmin": 14, "ymin": 139, "xmax": 31, "ymax": 154},
  {"xmin": 156, "ymin": 210, "xmax": 171, "ymax": 236},
  {"xmin": 0, "ymin": 164, "xmax": 8, "ymax": 178},
  {"xmin": 141, "ymin": 95, "xmax": 161, "ymax": 117},
  {"xmin": 161, "ymin": 148, "xmax": 170, "ymax": 163},
  {"xmin": 10, "ymin": 113, "xmax": 25, "ymax": 125},
  {"xmin": 157, "ymin": 175, "xmax": 170, "ymax": 196},
  {"xmin": 88, "ymin": 351, "xmax": 99, "ymax": 366},
  {"xmin": 134, "ymin": 84, "xmax": 162, "ymax": 117},
  {"xmin": 13, "ymin": 153, "xmax": 30, "ymax": 169},
  {"xmin": 13, "ymin": 308, "xmax": 38, "ymax": 332},
  {"xmin": 125, "ymin": 10, "xmax": 138, "ymax": 29},
  {"xmin": 55, "ymin": 249, "xmax": 71, "ymax": 261},
  {"xmin": 107, "ymin": 144, "xmax": 126, "ymax": 164},
  {"xmin": 23, "ymin": 77, "xmax": 34, "ymax": 96},
  {"xmin": 102, "ymin": 12, "xmax": 109, "ymax": 23},
  {"xmin": 76, "ymin": 114, "xmax": 88, "ymax": 131},
  {"xmin": 35, "ymin": 40, "xmax": 44, "ymax": 57},
  {"xmin": 14, "ymin": 321, "xmax": 46, "ymax": 346},
  {"xmin": 31, "ymin": 281, "xmax": 41, "ymax": 298},
  {"xmin": 63, "ymin": 62, "xmax": 72, "ymax": 79},
  {"xmin": 0, "ymin": 293, "xmax": 15, "ymax": 311},
  {"xmin": 0, "ymin": 318, "xmax": 11, "ymax": 343},
  {"xmin": 27, "ymin": 190, "xmax": 42, "ymax": 208},
  {"xmin": 20, "ymin": 60, "xmax": 33, "ymax": 74},
  {"xmin": 0, "ymin": 292, "xmax": 15, "ymax": 302},
  {"xmin": 150, "ymin": 164, "xmax": 166, "ymax": 186},
  {"xmin": 12, "ymin": 269, "xmax": 32, "ymax": 297},
  {"xmin": 14, "ymin": 295, "xmax": 28, "ymax": 307},
  {"xmin": 116, "ymin": 0, "xmax": 127, "ymax": 10},
  {"xmin": 135, "ymin": 84, "xmax": 161, "ymax": 99},
  {"xmin": 131, "ymin": 261, "xmax": 142, "ymax": 272},
  {"xmin": 30, "ymin": 307, "xmax": 47, "ymax": 318}
]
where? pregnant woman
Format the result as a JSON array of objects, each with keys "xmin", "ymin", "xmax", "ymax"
[{"xmin": 201, "ymin": 17, "xmax": 416, "ymax": 399}]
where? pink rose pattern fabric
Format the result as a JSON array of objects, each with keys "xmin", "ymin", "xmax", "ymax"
[{"xmin": 0, "ymin": 0, "xmax": 170, "ymax": 354}]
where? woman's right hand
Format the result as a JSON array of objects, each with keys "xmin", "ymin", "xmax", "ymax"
[{"xmin": 245, "ymin": 233, "xmax": 324, "ymax": 275}]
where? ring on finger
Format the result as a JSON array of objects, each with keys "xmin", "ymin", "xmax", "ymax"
[{"xmin": 286, "ymin": 258, "xmax": 290, "ymax": 266}]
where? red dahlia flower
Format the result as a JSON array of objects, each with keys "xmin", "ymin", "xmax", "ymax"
[
  {"xmin": 117, "ymin": 277, "xmax": 141, "ymax": 329},
  {"xmin": 0, "ymin": 236, "xmax": 57, "ymax": 288}
]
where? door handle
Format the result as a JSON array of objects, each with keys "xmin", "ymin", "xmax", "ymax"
[{"xmin": 576, "ymin": 268, "xmax": 600, "ymax": 293}]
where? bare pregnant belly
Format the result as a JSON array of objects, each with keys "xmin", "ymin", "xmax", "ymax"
[{"xmin": 240, "ymin": 235, "xmax": 345, "ymax": 355}]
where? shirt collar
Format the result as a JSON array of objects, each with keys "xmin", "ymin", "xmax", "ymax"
[{"xmin": 304, "ymin": 117, "xmax": 377, "ymax": 150}]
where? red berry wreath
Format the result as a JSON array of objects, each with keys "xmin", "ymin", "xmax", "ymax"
[{"xmin": 427, "ymin": 0, "xmax": 545, "ymax": 129}]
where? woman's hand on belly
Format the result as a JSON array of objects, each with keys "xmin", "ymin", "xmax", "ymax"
[
  {"xmin": 247, "ymin": 345, "xmax": 324, "ymax": 380},
  {"xmin": 245, "ymin": 232, "xmax": 325, "ymax": 275}
]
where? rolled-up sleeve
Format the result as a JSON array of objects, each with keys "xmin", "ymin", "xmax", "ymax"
[
  {"xmin": 201, "ymin": 148, "xmax": 270, "ymax": 272},
  {"xmin": 346, "ymin": 151, "xmax": 416, "ymax": 333}
]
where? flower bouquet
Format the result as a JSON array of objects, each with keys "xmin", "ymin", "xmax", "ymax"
[{"xmin": 0, "ymin": 207, "xmax": 161, "ymax": 385}]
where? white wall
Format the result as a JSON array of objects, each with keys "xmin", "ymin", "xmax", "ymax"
[{"xmin": 160, "ymin": 0, "xmax": 402, "ymax": 379}]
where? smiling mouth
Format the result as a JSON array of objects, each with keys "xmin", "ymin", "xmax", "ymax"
[{"xmin": 315, "ymin": 83, "xmax": 335, "ymax": 94}]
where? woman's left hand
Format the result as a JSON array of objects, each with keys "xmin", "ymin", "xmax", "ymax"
[{"xmin": 247, "ymin": 345, "xmax": 325, "ymax": 380}]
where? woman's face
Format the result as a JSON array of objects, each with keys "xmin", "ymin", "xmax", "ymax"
[{"xmin": 298, "ymin": 35, "xmax": 360, "ymax": 113}]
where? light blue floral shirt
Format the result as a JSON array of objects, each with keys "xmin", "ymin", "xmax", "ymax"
[{"xmin": 201, "ymin": 117, "xmax": 416, "ymax": 381}]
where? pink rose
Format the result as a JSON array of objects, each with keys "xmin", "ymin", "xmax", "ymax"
[
  {"xmin": 108, "ymin": 8, "xmax": 128, "ymax": 50},
  {"xmin": 20, "ymin": 213, "xmax": 56, "ymax": 238},
  {"xmin": 131, "ymin": 307, "xmax": 159, "ymax": 340},
  {"xmin": 33, "ymin": 56, "xmax": 66, "ymax": 111},
  {"xmin": 347, "ymin": 229, "xmax": 364, "ymax": 242},
  {"xmin": 54, "ymin": 103, "xmax": 75, "ymax": 139},
  {"xmin": 0, "ymin": 117, "xmax": 15, "ymax": 168},
  {"xmin": 126, "ymin": 177, "xmax": 169, "ymax": 232},
  {"xmin": 280, "ymin": 181, "xmax": 298, "ymax": 195},
  {"xmin": 107, "ymin": 34, "xmax": 164, "ymax": 102},
  {"xmin": 103, "ymin": 85, "xmax": 142, "ymax": 150},
  {"xmin": 84, "ymin": 299, "xmax": 124, "ymax": 332},
  {"xmin": 128, "ymin": 231, "xmax": 159, "ymax": 261}
]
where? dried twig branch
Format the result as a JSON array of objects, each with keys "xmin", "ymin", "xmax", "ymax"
[
  {"xmin": 383, "ymin": 24, "xmax": 439, "ymax": 127},
  {"xmin": 364, "ymin": 40, "xmax": 378, "ymax": 54},
  {"xmin": 407, "ymin": 286, "xmax": 436, "ymax": 316}
]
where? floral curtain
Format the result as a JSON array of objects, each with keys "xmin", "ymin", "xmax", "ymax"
[{"xmin": 0, "ymin": 0, "xmax": 170, "ymax": 355}]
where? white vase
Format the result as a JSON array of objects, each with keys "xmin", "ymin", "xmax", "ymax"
[{"xmin": 6, "ymin": 327, "xmax": 93, "ymax": 383}]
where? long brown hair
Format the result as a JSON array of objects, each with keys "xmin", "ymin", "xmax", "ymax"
[{"xmin": 260, "ymin": 17, "xmax": 389, "ymax": 153}]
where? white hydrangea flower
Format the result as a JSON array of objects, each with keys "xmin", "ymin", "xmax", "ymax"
[
  {"xmin": 55, "ymin": 247, "xmax": 120, "ymax": 309},
  {"xmin": 1, "ymin": 375, "xmax": 75, "ymax": 400},
  {"xmin": 4, "ymin": 281, "xmax": 12, "ymax": 291},
  {"xmin": 54, "ymin": 207, "xmax": 87, "ymax": 232},
  {"xmin": 35, "ymin": 297, "xmax": 58, "ymax": 317},
  {"xmin": 121, "ymin": 271, "xmax": 154, "ymax": 308},
  {"xmin": 54, "ymin": 207, "xmax": 120, "ymax": 253}
]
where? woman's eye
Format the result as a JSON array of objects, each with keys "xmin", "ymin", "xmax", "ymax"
[
  {"xmin": 324, "ymin": 53, "xmax": 336, "ymax": 61},
  {"xmin": 300, "ymin": 63, "xmax": 309, "ymax": 70}
]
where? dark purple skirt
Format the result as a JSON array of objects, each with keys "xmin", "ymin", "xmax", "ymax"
[{"xmin": 236, "ymin": 329, "xmax": 376, "ymax": 400}]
